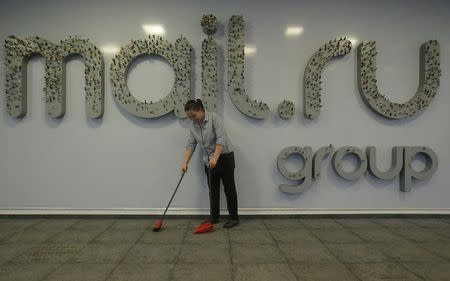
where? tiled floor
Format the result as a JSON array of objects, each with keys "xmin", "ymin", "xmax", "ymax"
[{"xmin": 1, "ymin": 216, "xmax": 450, "ymax": 281}]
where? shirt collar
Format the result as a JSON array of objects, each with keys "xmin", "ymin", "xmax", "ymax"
[{"xmin": 194, "ymin": 111, "xmax": 209, "ymax": 128}]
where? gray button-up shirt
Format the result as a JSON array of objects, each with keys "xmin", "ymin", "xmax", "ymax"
[{"xmin": 186, "ymin": 111, "xmax": 232, "ymax": 165}]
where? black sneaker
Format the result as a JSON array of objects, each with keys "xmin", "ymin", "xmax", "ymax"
[{"xmin": 223, "ymin": 219, "xmax": 239, "ymax": 228}]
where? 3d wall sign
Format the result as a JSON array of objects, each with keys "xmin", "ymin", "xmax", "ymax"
[
  {"xmin": 110, "ymin": 35, "xmax": 191, "ymax": 118},
  {"xmin": 277, "ymin": 145, "xmax": 438, "ymax": 194},
  {"xmin": 5, "ymin": 35, "xmax": 104, "ymax": 118},
  {"xmin": 304, "ymin": 37, "xmax": 352, "ymax": 119},
  {"xmin": 201, "ymin": 14, "xmax": 219, "ymax": 113},
  {"xmin": 3, "ymin": 15, "xmax": 441, "ymax": 121},
  {"xmin": 357, "ymin": 40, "xmax": 441, "ymax": 119}
]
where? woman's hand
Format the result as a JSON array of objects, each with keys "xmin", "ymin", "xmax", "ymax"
[
  {"xmin": 181, "ymin": 162, "xmax": 188, "ymax": 174},
  {"xmin": 208, "ymin": 157, "xmax": 218, "ymax": 169}
]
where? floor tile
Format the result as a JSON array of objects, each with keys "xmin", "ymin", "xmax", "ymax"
[
  {"xmin": 235, "ymin": 263, "xmax": 297, "ymax": 281},
  {"xmin": 232, "ymin": 244, "xmax": 286, "ymax": 264},
  {"xmin": 178, "ymin": 244, "xmax": 229, "ymax": 264},
  {"xmin": 173, "ymin": 263, "xmax": 232, "ymax": 281},
  {"xmin": 68, "ymin": 243, "xmax": 131, "ymax": 264},
  {"xmin": 42, "ymin": 263, "xmax": 116, "ymax": 281},
  {"xmin": 229, "ymin": 230, "xmax": 274, "ymax": 244},
  {"xmin": 290, "ymin": 262, "xmax": 359, "ymax": 281},
  {"xmin": 122, "ymin": 244, "xmax": 181, "ymax": 264},
  {"xmin": 0, "ymin": 263, "xmax": 59, "ymax": 281},
  {"xmin": 347, "ymin": 262, "xmax": 423, "ymax": 281},
  {"xmin": 279, "ymin": 242, "xmax": 338, "ymax": 262},
  {"xmin": 325, "ymin": 243, "xmax": 390, "ymax": 263},
  {"xmin": 106, "ymin": 263, "xmax": 173, "ymax": 281},
  {"xmin": 401, "ymin": 261, "xmax": 450, "ymax": 281}
]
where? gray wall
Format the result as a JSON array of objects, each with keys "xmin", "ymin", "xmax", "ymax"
[{"xmin": 1, "ymin": 0, "xmax": 449, "ymax": 214}]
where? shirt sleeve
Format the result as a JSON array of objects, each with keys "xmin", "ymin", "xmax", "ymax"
[
  {"xmin": 186, "ymin": 129, "xmax": 197, "ymax": 151},
  {"xmin": 213, "ymin": 114, "xmax": 227, "ymax": 147}
]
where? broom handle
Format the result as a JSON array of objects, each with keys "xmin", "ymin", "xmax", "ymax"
[{"xmin": 160, "ymin": 171, "xmax": 185, "ymax": 219}]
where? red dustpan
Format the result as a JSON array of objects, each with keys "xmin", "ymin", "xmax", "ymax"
[{"xmin": 193, "ymin": 221, "xmax": 214, "ymax": 234}]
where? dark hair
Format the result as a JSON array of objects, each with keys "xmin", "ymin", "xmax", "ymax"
[{"xmin": 184, "ymin": 99, "xmax": 205, "ymax": 112}]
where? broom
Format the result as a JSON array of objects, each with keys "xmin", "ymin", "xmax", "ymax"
[{"xmin": 152, "ymin": 171, "xmax": 186, "ymax": 232}]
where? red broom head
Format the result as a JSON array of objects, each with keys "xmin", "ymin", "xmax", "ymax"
[{"xmin": 153, "ymin": 219, "xmax": 163, "ymax": 232}]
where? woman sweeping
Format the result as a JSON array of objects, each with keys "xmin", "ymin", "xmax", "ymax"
[{"xmin": 181, "ymin": 99, "xmax": 239, "ymax": 228}]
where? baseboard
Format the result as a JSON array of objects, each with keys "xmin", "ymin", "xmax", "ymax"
[{"xmin": 1, "ymin": 208, "xmax": 450, "ymax": 215}]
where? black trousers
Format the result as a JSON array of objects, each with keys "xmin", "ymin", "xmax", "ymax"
[{"xmin": 204, "ymin": 152, "xmax": 239, "ymax": 221}]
